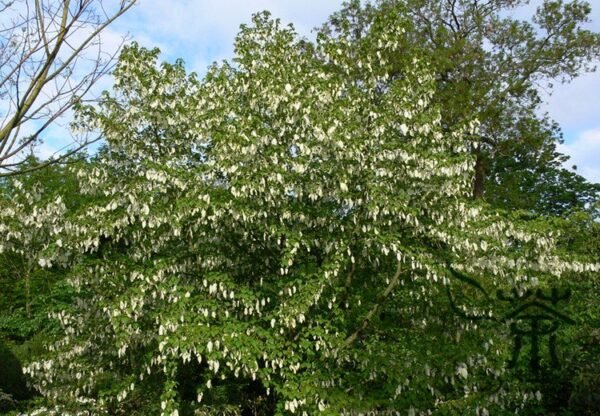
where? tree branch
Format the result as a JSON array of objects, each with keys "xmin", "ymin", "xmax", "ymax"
[
  {"xmin": 342, "ymin": 262, "xmax": 404, "ymax": 348},
  {"xmin": 0, "ymin": 0, "xmax": 136, "ymax": 171}
]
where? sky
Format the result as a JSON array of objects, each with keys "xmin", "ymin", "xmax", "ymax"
[{"xmin": 35, "ymin": 0, "xmax": 600, "ymax": 183}]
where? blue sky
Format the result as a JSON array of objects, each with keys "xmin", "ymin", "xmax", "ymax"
[{"xmin": 42, "ymin": 0, "xmax": 600, "ymax": 182}]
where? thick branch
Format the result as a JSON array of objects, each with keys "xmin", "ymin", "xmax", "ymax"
[{"xmin": 342, "ymin": 262, "xmax": 404, "ymax": 348}]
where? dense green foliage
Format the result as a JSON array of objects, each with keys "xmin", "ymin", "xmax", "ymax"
[
  {"xmin": 322, "ymin": 0, "xmax": 600, "ymax": 214},
  {"xmin": 0, "ymin": 1, "xmax": 599, "ymax": 415},
  {"xmin": 0, "ymin": 158, "xmax": 80, "ymax": 342}
]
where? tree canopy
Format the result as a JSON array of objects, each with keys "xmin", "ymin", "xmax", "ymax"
[{"xmin": 0, "ymin": 2, "xmax": 599, "ymax": 416}]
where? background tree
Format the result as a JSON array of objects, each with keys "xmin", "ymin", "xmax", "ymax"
[
  {"xmin": 321, "ymin": 0, "xmax": 600, "ymax": 215},
  {"xmin": 537, "ymin": 210, "xmax": 600, "ymax": 415},
  {"xmin": 0, "ymin": 0, "xmax": 136, "ymax": 176}
]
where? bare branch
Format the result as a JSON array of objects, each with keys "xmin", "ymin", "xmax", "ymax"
[
  {"xmin": 34, "ymin": 0, "xmax": 50, "ymax": 56},
  {"xmin": 0, "ymin": 133, "xmax": 102, "ymax": 177},
  {"xmin": 0, "ymin": 0, "xmax": 136, "ymax": 172}
]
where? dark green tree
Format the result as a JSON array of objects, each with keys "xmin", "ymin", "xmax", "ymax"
[{"xmin": 321, "ymin": 0, "xmax": 600, "ymax": 215}]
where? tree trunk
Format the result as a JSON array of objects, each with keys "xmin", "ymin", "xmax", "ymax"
[
  {"xmin": 25, "ymin": 271, "xmax": 31, "ymax": 319},
  {"xmin": 473, "ymin": 150, "xmax": 485, "ymax": 199},
  {"xmin": 25, "ymin": 260, "xmax": 32, "ymax": 319}
]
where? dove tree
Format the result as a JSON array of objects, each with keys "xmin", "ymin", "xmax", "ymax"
[
  {"xmin": 0, "ymin": 158, "xmax": 72, "ymax": 321},
  {"xmin": 19, "ymin": 11, "xmax": 597, "ymax": 416}
]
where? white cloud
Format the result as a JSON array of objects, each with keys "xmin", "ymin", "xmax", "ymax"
[
  {"xmin": 112, "ymin": 0, "xmax": 344, "ymax": 72},
  {"xmin": 35, "ymin": 142, "xmax": 60, "ymax": 161},
  {"xmin": 558, "ymin": 129, "xmax": 600, "ymax": 184}
]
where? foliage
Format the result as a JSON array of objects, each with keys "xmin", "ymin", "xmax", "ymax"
[
  {"xmin": 321, "ymin": 0, "xmax": 600, "ymax": 215},
  {"xmin": 0, "ymin": 157, "xmax": 83, "ymax": 412},
  {"xmin": 9, "ymin": 12, "xmax": 596, "ymax": 416},
  {"xmin": 540, "ymin": 211, "xmax": 600, "ymax": 416},
  {"xmin": 0, "ymin": 157, "xmax": 82, "ymax": 340}
]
